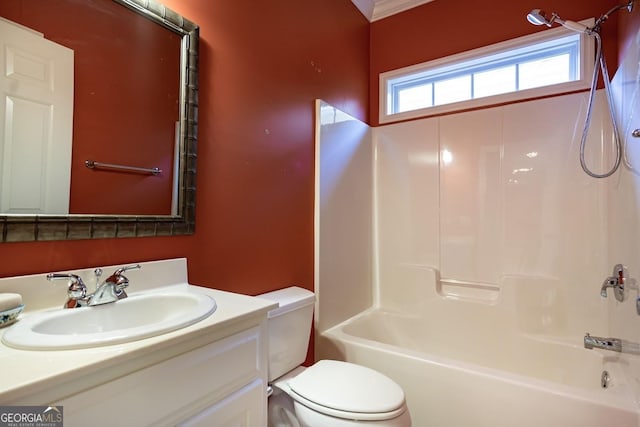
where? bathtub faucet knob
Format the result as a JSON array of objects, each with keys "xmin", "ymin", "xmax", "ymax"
[{"xmin": 600, "ymin": 264, "xmax": 625, "ymax": 302}]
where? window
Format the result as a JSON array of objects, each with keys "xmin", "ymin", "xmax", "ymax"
[{"xmin": 380, "ymin": 20, "xmax": 594, "ymax": 123}]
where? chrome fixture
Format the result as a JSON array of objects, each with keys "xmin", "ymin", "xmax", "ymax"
[
  {"xmin": 526, "ymin": 9, "xmax": 590, "ymax": 32},
  {"xmin": 46, "ymin": 273, "xmax": 89, "ymax": 309},
  {"xmin": 600, "ymin": 264, "xmax": 626, "ymax": 302},
  {"xmin": 601, "ymin": 370, "xmax": 610, "ymax": 388},
  {"xmin": 91, "ymin": 264, "xmax": 140, "ymax": 305},
  {"xmin": 47, "ymin": 264, "xmax": 141, "ymax": 308},
  {"xmin": 526, "ymin": 1, "xmax": 635, "ymax": 179},
  {"xmin": 93, "ymin": 268, "xmax": 103, "ymax": 292},
  {"xmin": 85, "ymin": 160, "xmax": 162, "ymax": 176},
  {"xmin": 584, "ymin": 333, "xmax": 622, "ymax": 352}
]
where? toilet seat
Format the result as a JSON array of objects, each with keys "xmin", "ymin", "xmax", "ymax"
[{"xmin": 287, "ymin": 360, "xmax": 407, "ymax": 421}]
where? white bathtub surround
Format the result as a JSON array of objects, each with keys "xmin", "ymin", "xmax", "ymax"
[
  {"xmin": 608, "ymin": 27, "xmax": 640, "ymax": 407},
  {"xmin": 315, "ymin": 100, "xmax": 374, "ymax": 332},
  {"xmin": 315, "ymin": 88, "xmax": 640, "ymax": 425},
  {"xmin": 0, "ymin": 258, "xmax": 276, "ymax": 426},
  {"xmin": 373, "ymin": 91, "xmax": 612, "ymax": 336}
]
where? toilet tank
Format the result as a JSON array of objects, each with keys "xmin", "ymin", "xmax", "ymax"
[{"xmin": 258, "ymin": 286, "xmax": 315, "ymax": 382}]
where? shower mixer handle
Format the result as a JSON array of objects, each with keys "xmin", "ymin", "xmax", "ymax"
[{"xmin": 600, "ymin": 264, "xmax": 625, "ymax": 302}]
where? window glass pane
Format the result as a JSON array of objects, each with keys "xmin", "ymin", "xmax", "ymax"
[
  {"xmin": 382, "ymin": 30, "xmax": 586, "ymax": 121},
  {"xmin": 474, "ymin": 65, "xmax": 516, "ymax": 98},
  {"xmin": 518, "ymin": 54, "xmax": 571, "ymax": 90},
  {"xmin": 397, "ymin": 84, "xmax": 433, "ymax": 113},
  {"xmin": 434, "ymin": 75, "xmax": 471, "ymax": 106}
]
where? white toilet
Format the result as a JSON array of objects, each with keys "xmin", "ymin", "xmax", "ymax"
[{"xmin": 258, "ymin": 286, "xmax": 411, "ymax": 427}]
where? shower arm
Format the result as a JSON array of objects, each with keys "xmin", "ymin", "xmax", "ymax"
[{"xmin": 593, "ymin": 1, "xmax": 634, "ymax": 32}]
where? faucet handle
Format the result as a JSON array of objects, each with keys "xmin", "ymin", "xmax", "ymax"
[
  {"xmin": 113, "ymin": 264, "xmax": 141, "ymax": 276},
  {"xmin": 46, "ymin": 273, "xmax": 87, "ymax": 307},
  {"xmin": 600, "ymin": 278, "xmax": 619, "ymax": 297},
  {"xmin": 106, "ymin": 264, "xmax": 140, "ymax": 295},
  {"xmin": 47, "ymin": 273, "xmax": 86, "ymax": 293},
  {"xmin": 601, "ymin": 264, "xmax": 625, "ymax": 302}
]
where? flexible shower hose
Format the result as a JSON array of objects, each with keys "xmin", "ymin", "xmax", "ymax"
[{"xmin": 579, "ymin": 30, "xmax": 622, "ymax": 179}]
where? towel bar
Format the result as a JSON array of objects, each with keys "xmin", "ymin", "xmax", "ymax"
[{"xmin": 85, "ymin": 160, "xmax": 161, "ymax": 176}]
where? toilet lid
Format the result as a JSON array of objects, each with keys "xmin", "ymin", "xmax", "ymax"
[{"xmin": 288, "ymin": 360, "xmax": 405, "ymax": 415}]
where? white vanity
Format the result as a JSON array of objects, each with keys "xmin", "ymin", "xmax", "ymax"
[{"xmin": 0, "ymin": 258, "xmax": 276, "ymax": 427}]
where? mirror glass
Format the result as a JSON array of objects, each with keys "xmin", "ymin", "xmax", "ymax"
[{"xmin": 0, "ymin": 0, "xmax": 198, "ymax": 242}]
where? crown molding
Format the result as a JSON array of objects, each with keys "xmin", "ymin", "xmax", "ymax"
[{"xmin": 351, "ymin": 0, "xmax": 435, "ymax": 22}]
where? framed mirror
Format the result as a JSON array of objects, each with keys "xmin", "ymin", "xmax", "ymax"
[{"xmin": 0, "ymin": 0, "xmax": 198, "ymax": 242}]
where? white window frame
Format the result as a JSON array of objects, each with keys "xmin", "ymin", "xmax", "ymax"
[{"xmin": 379, "ymin": 19, "xmax": 595, "ymax": 124}]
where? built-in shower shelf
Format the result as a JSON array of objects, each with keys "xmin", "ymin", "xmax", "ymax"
[{"xmin": 437, "ymin": 279, "xmax": 500, "ymax": 303}]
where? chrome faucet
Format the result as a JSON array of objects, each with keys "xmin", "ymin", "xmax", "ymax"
[
  {"xmin": 90, "ymin": 264, "xmax": 140, "ymax": 305},
  {"xmin": 47, "ymin": 264, "xmax": 141, "ymax": 308},
  {"xmin": 584, "ymin": 333, "xmax": 622, "ymax": 352}
]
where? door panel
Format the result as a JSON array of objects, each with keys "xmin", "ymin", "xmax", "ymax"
[{"xmin": 0, "ymin": 17, "xmax": 73, "ymax": 214}]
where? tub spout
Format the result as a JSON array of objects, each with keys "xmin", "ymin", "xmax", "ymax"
[{"xmin": 584, "ymin": 333, "xmax": 622, "ymax": 352}]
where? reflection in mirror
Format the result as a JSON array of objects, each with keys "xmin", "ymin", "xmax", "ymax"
[{"xmin": 0, "ymin": 0, "xmax": 198, "ymax": 242}]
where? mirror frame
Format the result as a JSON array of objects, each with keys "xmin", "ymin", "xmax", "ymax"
[{"xmin": 0, "ymin": 0, "xmax": 199, "ymax": 243}]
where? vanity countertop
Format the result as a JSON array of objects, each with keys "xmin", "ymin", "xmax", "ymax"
[{"xmin": 0, "ymin": 259, "xmax": 277, "ymax": 404}]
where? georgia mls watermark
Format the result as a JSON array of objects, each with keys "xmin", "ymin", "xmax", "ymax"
[{"xmin": 0, "ymin": 406, "xmax": 63, "ymax": 427}]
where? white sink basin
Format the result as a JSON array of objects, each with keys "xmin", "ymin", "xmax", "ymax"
[{"xmin": 2, "ymin": 291, "xmax": 216, "ymax": 350}]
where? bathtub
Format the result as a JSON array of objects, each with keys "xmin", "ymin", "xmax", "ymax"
[{"xmin": 319, "ymin": 308, "xmax": 640, "ymax": 426}]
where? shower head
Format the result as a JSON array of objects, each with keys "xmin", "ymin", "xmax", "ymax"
[
  {"xmin": 526, "ymin": 9, "xmax": 590, "ymax": 33},
  {"xmin": 527, "ymin": 9, "xmax": 552, "ymax": 26}
]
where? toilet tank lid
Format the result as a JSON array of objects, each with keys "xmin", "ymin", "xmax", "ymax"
[
  {"xmin": 257, "ymin": 286, "xmax": 315, "ymax": 318},
  {"xmin": 288, "ymin": 360, "xmax": 405, "ymax": 415}
]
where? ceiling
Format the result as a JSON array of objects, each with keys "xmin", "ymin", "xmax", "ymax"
[{"xmin": 350, "ymin": 0, "xmax": 435, "ymax": 21}]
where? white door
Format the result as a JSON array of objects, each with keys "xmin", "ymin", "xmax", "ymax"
[{"xmin": 0, "ymin": 17, "xmax": 73, "ymax": 214}]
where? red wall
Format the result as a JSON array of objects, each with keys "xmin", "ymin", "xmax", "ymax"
[
  {"xmin": 157, "ymin": 0, "xmax": 370, "ymax": 297},
  {"xmin": 369, "ymin": 0, "xmax": 621, "ymax": 125},
  {"xmin": 0, "ymin": 0, "xmax": 180, "ymax": 215},
  {"xmin": 0, "ymin": 0, "xmax": 369, "ymax": 301}
]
